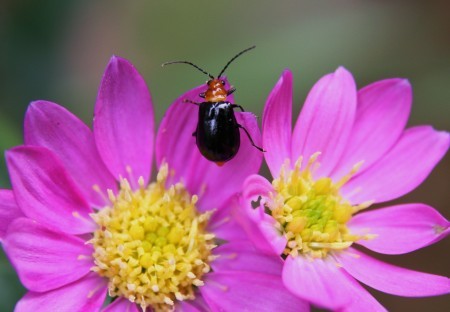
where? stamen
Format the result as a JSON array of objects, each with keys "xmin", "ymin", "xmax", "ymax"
[
  {"xmin": 267, "ymin": 155, "xmax": 373, "ymax": 258},
  {"xmin": 89, "ymin": 163, "xmax": 215, "ymax": 310}
]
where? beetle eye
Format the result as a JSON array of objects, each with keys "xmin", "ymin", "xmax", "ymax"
[{"xmin": 221, "ymin": 80, "xmax": 226, "ymax": 85}]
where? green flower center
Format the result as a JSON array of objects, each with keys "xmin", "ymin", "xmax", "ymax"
[
  {"xmin": 89, "ymin": 164, "xmax": 215, "ymax": 311},
  {"xmin": 268, "ymin": 153, "xmax": 372, "ymax": 258}
]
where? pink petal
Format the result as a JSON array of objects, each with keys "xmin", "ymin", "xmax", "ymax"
[
  {"xmin": 3, "ymin": 218, "xmax": 93, "ymax": 292},
  {"xmin": 202, "ymin": 271, "xmax": 309, "ymax": 312},
  {"xmin": 207, "ymin": 195, "xmax": 249, "ymax": 242},
  {"xmin": 338, "ymin": 248, "xmax": 450, "ymax": 297},
  {"xmin": 15, "ymin": 273, "xmax": 107, "ymax": 312},
  {"xmin": 176, "ymin": 301, "xmax": 202, "ymax": 312},
  {"xmin": 211, "ymin": 241, "xmax": 284, "ymax": 275},
  {"xmin": 6, "ymin": 146, "xmax": 95, "ymax": 234},
  {"xmin": 155, "ymin": 84, "xmax": 204, "ymax": 182},
  {"xmin": 263, "ymin": 69, "xmax": 293, "ymax": 177},
  {"xmin": 282, "ymin": 256, "xmax": 355, "ymax": 309},
  {"xmin": 342, "ymin": 126, "xmax": 450, "ymax": 204},
  {"xmin": 291, "ymin": 67, "xmax": 357, "ymax": 177},
  {"xmin": 94, "ymin": 56, "xmax": 154, "ymax": 186},
  {"xmin": 176, "ymin": 295, "xmax": 209, "ymax": 312},
  {"xmin": 331, "ymin": 79, "xmax": 412, "ymax": 181},
  {"xmin": 103, "ymin": 298, "xmax": 139, "ymax": 312},
  {"xmin": 0, "ymin": 189, "xmax": 23, "ymax": 240},
  {"xmin": 156, "ymin": 83, "xmax": 262, "ymax": 210},
  {"xmin": 349, "ymin": 203, "xmax": 450, "ymax": 254},
  {"xmin": 24, "ymin": 101, "xmax": 117, "ymax": 208},
  {"xmin": 237, "ymin": 174, "xmax": 286, "ymax": 256},
  {"xmin": 340, "ymin": 277, "xmax": 387, "ymax": 312}
]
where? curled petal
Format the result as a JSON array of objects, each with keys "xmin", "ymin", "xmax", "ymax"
[
  {"xmin": 25, "ymin": 100, "xmax": 117, "ymax": 207},
  {"xmin": 331, "ymin": 79, "xmax": 412, "ymax": 181},
  {"xmin": 207, "ymin": 195, "xmax": 248, "ymax": 242},
  {"xmin": 202, "ymin": 271, "xmax": 309, "ymax": 312},
  {"xmin": 237, "ymin": 174, "xmax": 286, "ymax": 255},
  {"xmin": 263, "ymin": 69, "xmax": 293, "ymax": 177},
  {"xmin": 94, "ymin": 56, "xmax": 154, "ymax": 186},
  {"xmin": 6, "ymin": 146, "xmax": 95, "ymax": 234},
  {"xmin": 338, "ymin": 248, "xmax": 450, "ymax": 297},
  {"xmin": 3, "ymin": 218, "xmax": 93, "ymax": 292},
  {"xmin": 350, "ymin": 204, "xmax": 450, "ymax": 254},
  {"xmin": 15, "ymin": 273, "xmax": 107, "ymax": 312},
  {"xmin": 0, "ymin": 189, "xmax": 23, "ymax": 240},
  {"xmin": 292, "ymin": 67, "xmax": 357, "ymax": 177},
  {"xmin": 282, "ymin": 256, "xmax": 355, "ymax": 310},
  {"xmin": 343, "ymin": 126, "xmax": 450, "ymax": 204}
]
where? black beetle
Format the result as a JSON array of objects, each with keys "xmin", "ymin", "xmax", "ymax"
[{"xmin": 162, "ymin": 46, "xmax": 264, "ymax": 165}]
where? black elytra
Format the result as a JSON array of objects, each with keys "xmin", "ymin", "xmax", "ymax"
[{"xmin": 162, "ymin": 46, "xmax": 265, "ymax": 165}]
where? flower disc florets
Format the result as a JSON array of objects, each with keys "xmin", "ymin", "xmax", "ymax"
[
  {"xmin": 90, "ymin": 164, "xmax": 215, "ymax": 311},
  {"xmin": 267, "ymin": 153, "xmax": 371, "ymax": 259}
]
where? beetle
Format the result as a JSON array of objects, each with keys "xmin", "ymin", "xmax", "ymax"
[{"xmin": 162, "ymin": 46, "xmax": 264, "ymax": 165}]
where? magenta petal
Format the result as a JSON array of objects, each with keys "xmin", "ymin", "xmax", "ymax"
[
  {"xmin": 331, "ymin": 79, "xmax": 412, "ymax": 181},
  {"xmin": 339, "ymin": 248, "xmax": 450, "ymax": 297},
  {"xmin": 176, "ymin": 301, "xmax": 202, "ymax": 312},
  {"xmin": 177, "ymin": 295, "xmax": 209, "ymax": 312},
  {"xmin": 350, "ymin": 203, "xmax": 450, "ymax": 254},
  {"xmin": 156, "ymin": 83, "xmax": 262, "ymax": 210},
  {"xmin": 15, "ymin": 273, "xmax": 107, "ymax": 312},
  {"xmin": 202, "ymin": 271, "xmax": 309, "ymax": 312},
  {"xmin": 207, "ymin": 196, "xmax": 248, "ymax": 242},
  {"xmin": 282, "ymin": 256, "xmax": 354, "ymax": 309},
  {"xmin": 6, "ymin": 146, "xmax": 95, "ymax": 234},
  {"xmin": 340, "ymin": 277, "xmax": 387, "ymax": 312},
  {"xmin": 263, "ymin": 69, "xmax": 293, "ymax": 177},
  {"xmin": 24, "ymin": 101, "xmax": 117, "ymax": 207},
  {"xmin": 343, "ymin": 126, "xmax": 450, "ymax": 204},
  {"xmin": 3, "ymin": 218, "xmax": 93, "ymax": 292},
  {"xmin": 0, "ymin": 189, "xmax": 23, "ymax": 240},
  {"xmin": 291, "ymin": 67, "xmax": 357, "ymax": 177},
  {"xmin": 155, "ymin": 84, "xmax": 203, "ymax": 181},
  {"xmin": 211, "ymin": 241, "xmax": 284, "ymax": 275},
  {"xmin": 103, "ymin": 298, "xmax": 139, "ymax": 312},
  {"xmin": 94, "ymin": 56, "xmax": 154, "ymax": 186}
]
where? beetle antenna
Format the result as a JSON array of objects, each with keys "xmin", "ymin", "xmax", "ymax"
[
  {"xmin": 162, "ymin": 61, "xmax": 214, "ymax": 79},
  {"xmin": 217, "ymin": 45, "xmax": 256, "ymax": 78}
]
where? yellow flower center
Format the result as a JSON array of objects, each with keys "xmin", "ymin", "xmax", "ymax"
[
  {"xmin": 268, "ymin": 153, "xmax": 372, "ymax": 259},
  {"xmin": 89, "ymin": 164, "xmax": 215, "ymax": 311}
]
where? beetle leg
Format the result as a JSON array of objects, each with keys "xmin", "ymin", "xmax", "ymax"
[
  {"xmin": 183, "ymin": 99, "xmax": 200, "ymax": 105},
  {"xmin": 192, "ymin": 130, "xmax": 197, "ymax": 137},
  {"xmin": 227, "ymin": 87, "xmax": 236, "ymax": 95},
  {"xmin": 231, "ymin": 104, "xmax": 245, "ymax": 112},
  {"xmin": 237, "ymin": 124, "xmax": 265, "ymax": 152}
]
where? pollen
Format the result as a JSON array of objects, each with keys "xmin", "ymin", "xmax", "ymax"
[
  {"xmin": 268, "ymin": 153, "xmax": 371, "ymax": 259},
  {"xmin": 89, "ymin": 164, "xmax": 215, "ymax": 311}
]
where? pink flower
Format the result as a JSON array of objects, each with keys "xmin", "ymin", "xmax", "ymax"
[
  {"xmin": 0, "ymin": 57, "xmax": 307, "ymax": 311},
  {"xmin": 237, "ymin": 67, "xmax": 450, "ymax": 310}
]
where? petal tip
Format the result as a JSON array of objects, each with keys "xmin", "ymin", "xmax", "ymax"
[
  {"xmin": 281, "ymin": 68, "xmax": 293, "ymax": 78},
  {"xmin": 335, "ymin": 66, "xmax": 350, "ymax": 75}
]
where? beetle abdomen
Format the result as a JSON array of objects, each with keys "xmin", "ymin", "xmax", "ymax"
[{"xmin": 196, "ymin": 102, "xmax": 240, "ymax": 162}]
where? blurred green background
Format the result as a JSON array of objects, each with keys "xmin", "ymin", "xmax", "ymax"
[{"xmin": 0, "ymin": 1, "xmax": 449, "ymax": 311}]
